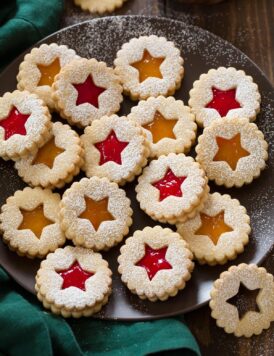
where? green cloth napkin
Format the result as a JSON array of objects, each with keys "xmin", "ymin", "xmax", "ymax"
[{"xmin": 0, "ymin": 1, "xmax": 201, "ymax": 355}]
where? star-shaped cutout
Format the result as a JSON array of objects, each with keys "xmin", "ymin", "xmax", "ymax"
[
  {"xmin": 152, "ymin": 168, "xmax": 186, "ymax": 202},
  {"xmin": 195, "ymin": 211, "xmax": 233, "ymax": 245},
  {"xmin": 95, "ymin": 130, "xmax": 129, "ymax": 165},
  {"xmin": 136, "ymin": 244, "xmax": 172, "ymax": 280},
  {"xmin": 73, "ymin": 75, "xmax": 106, "ymax": 108},
  {"xmin": 143, "ymin": 110, "xmax": 177, "ymax": 143},
  {"xmin": 226, "ymin": 282, "xmax": 261, "ymax": 320},
  {"xmin": 79, "ymin": 196, "xmax": 115, "ymax": 231},
  {"xmin": 213, "ymin": 133, "xmax": 250, "ymax": 171},
  {"xmin": 58, "ymin": 261, "xmax": 94, "ymax": 291},
  {"xmin": 131, "ymin": 49, "xmax": 165, "ymax": 83},
  {"xmin": 0, "ymin": 106, "xmax": 30, "ymax": 141},
  {"xmin": 206, "ymin": 87, "xmax": 241, "ymax": 117},
  {"xmin": 32, "ymin": 138, "xmax": 65, "ymax": 169},
  {"xmin": 37, "ymin": 57, "xmax": 61, "ymax": 87},
  {"xmin": 18, "ymin": 204, "xmax": 54, "ymax": 239}
]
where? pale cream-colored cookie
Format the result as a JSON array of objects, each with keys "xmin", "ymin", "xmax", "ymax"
[
  {"xmin": 35, "ymin": 246, "xmax": 112, "ymax": 317},
  {"xmin": 189, "ymin": 67, "xmax": 261, "ymax": 127},
  {"xmin": 177, "ymin": 192, "xmax": 250, "ymax": 265},
  {"xmin": 128, "ymin": 96, "xmax": 197, "ymax": 158},
  {"xmin": 0, "ymin": 90, "xmax": 52, "ymax": 161},
  {"xmin": 114, "ymin": 35, "xmax": 184, "ymax": 100},
  {"xmin": 195, "ymin": 117, "xmax": 268, "ymax": 187},
  {"xmin": 15, "ymin": 122, "xmax": 84, "ymax": 189},
  {"xmin": 118, "ymin": 226, "xmax": 194, "ymax": 301},
  {"xmin": 0, "ymin": 187, "xmax": 65, "ymax": 258},
  {"xmin": 53, "ymin": 58, "xmax": 123, "ymax": 127},
  {"xmin": 74, "ymin": 0, "xmax": 127, "ymax": 13},
  {"xmin": 81, "ymin": 115, "xmax": 150, "ymax": 185},
  {"xmin": 210, "ymin": 264, "xmax": 274, "ymax": 337},
  {"xmin": 60, "ymin": 177, "xmax": 133, "ymax": 251},
  {"xmin": 136, "ymin": 153, "xmax": 209, "ymax": 224},
  {"xmin": 17, "ymin": 43, "xmax": 79, "ymax": 110}
]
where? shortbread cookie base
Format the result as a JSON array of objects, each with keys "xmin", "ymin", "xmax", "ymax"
[{"xmin": 74, "ymin": 0, "xmax": 127, "ymax": 13}]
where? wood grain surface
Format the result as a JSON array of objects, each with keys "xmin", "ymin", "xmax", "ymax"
[{"xmin": 62, "ymin": 1, "xmax": 274, "ymax": 354}]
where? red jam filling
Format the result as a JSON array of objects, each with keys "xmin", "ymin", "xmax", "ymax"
[
  {"xmin": 0, "ymin": 106, "xmax": 30, "ymax": 140},
  {"xmin": 152, "ymin": 169, "xmax": 186, "ymax": 202},
  {"xmin": 58, "ymin": 261, "xmax": 94, "ymax": 291},
  {"xmin": 95, "ymin": 130, "xmax": 129, "ymax": 165},
  {"xmin": 73, "ymin": 75, "xmax": 106, "ymax": 108},
  {"xmin": 206, "ymin": 87, "xmax": 241, "ymax": 117},
  {"xmin": 136, "ymin": 244, "xmax": 172, "ymax": 280}
]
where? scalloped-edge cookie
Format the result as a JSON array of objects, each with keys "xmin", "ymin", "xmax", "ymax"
[
  {"xmin": 81, "ymin": 114, "xmax": 150, "ymax": 185},
  {"xmin": 189, "ymin": 67, "xmax": 261, "ymax": 127},
  {"xmin": 210, "ymin": 264, "xmax": 274, "ymax": 337},
  {"xmin": 195, "ymin": 117, "xmax": 268, "ymax": 187},
  {"xmin": 136, "ymin": 153, "xmax": 209, "ymax": 224},
  {"xmin": 128, "ymin": 96, "xmax": 197, "ymax": 158},
  {"xmin": 52, "ymin": 58, "xmax": 123, "ymax": 128},
  {"xmin": 17, "ymin": 43, "xmax": 79, "ymax": 110},
  {"xmin": 0, "ymin": 90, "xmax": 52, "ymax": 161},
  {"xmin": 0, "ymin": 187, "xmax": 65, "ymax": 258},
  {"xmin": 74, "ymin": 0, "xmax": 127, "ymax": 13},
  {"xmin": 15, "ymin": 122, "xmax": 84, "ymax": 189},
  {"xmin": 114, "ymin": 35, "xmax": 184, "ymax": 100},
  {"xmin": 35, "ymin": 246, "xmax": 112, "ymax": 317},
  {"xmin": 118, "ymin": 226, "xmax": 194, "ymax": 301},
  {"xmin": 177, "ymin": 192, "xmax": 251, "ymax": 265},
  {"xmin": 60, "ymin": 176, "xmax": 133, "ymax": 251}
]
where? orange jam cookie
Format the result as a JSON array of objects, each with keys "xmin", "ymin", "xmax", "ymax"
[
  {"xmin": 114, "ymin": 35, "xmax": 184, "ymax": 100},
  {"xmin": 189, "ymin": 67, "xmax": 261, "ymax": 127},
  {"xmin": 17, "ymin": 43, "xmax": 79, "ymax": 109},
  {"xmin": 210, "ymin": 264, "xmax": 274, "ymax": 337},
  {"xmin": 118, "ymin": 226, "xmax": 194, "ymax": 301},
  {"xmin": 81, "ymin": 115, "xmax": 150, "ymax": 185},
  {"xmin": 0, "ymin": 187, "xmax": 65, "ymax": 258},
  {"xmin": 128, "ymin": 96, "xmax": 197, "ymax": 158},
  {"xmin": 136, "ymin": 153, "xmax": 209, "ymax": 224},
  {"xmin": 53, "ymin": 58, "xmax": 123, "ymax": 127},
  {"xmin": 60, "ymin": 177, "xmax": 133, "ymax": 251},
  {"xmin": 74, "ymin": 0, "xmax": 127, "ymax": 13},
  {"xmin": 177, "ymin": 192, "xmax": 250, "ymax": 265},
  {"xmin": 0, "ymin": 90, "xmax": 52, "ymax": 161},
  {"xmin": 196, "ymin": 117, "xmax": 268, "ymax": 187},
  {"xmin": 35, "ymin": 246, "xmax": 112, "ymax": 317},
  {"xmin": 15, "ymin": 122, "xmax": 84, "ymax": 189}
]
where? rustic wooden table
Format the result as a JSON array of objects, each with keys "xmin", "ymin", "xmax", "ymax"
[{"xmin": 63, "ymin": 1, "xmax": 274, "ymax": 354}]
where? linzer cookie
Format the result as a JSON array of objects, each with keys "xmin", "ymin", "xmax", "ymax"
[
  {"xmin": 196, "ymin": 117, "xmax": 268, "ymax": 187},
  {"xmin": 15, "ymin": 122, "xmax": 84, "ymax": 189},
  {"xmin": 0, "ymin": 90, "xmax": 52, "ymax": 161},
  {"xmin": 114, "ymin": 35, "xmax": 184, "ymax": 100},
  {"xmin": 128, "ymin": 96, "xmax": 197, "ymax": 158},
  {"xmin": 0, "ymin": 187, "xmax": 65, "ymax": 258},
  {"xmin": 35, "ymin": 246, "xmax": 112, "ymax": 317},
  {"xmin": 53, "ymin": 58, "xmax": 123, "ymax": 127},
  {"xmin": 177, "ymin": 192, "xmax": 251, "ymax": 265},
  {"xmin": 118, "ymin": 226, "xmax": 194, "ymax": 301},
  {"xmin": 74, "ymin": 0, "xmax": 127, "ymax": 13},
  {"xmin": 189, "ymin": 67, "xmax": 261, "ymax": 127},
  {"xmin": 136, "ymin": 153, "xmax": 209, "ymax": 224},
  {"xmin": 81, "ymin": 115, "xmax": 150, "ymax": 185},
  {"xmin": 210, "ymin": 264, "xmax": 274, "ymax": 337},
  {"xmin": 17, "ymin": 43, "xmax": 78, "ymax": 109},
  {"xmin": 60, "ymin": 177, "xmax": 133, "ymax": 251}
]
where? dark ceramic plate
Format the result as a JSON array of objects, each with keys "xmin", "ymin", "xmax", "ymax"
[{"xmin": 0, "ymin": 16, "xmax": 273, "ymax": 321}]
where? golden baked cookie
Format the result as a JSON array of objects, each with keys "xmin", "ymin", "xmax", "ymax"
[
  {"xmin": 128, "ymin": 96, "xmax": 197, "ymax": 158},
  {"xmin": 210, "ymin": 264, "xmax": 274, "ymax": 337},
  {"xmin": 177, "ymin": 192, "xmax": 251, "ymax": 265},
  {"xmin": 74, "ymin": 0, "xmax": 127, "ymax": 13},
  {"xmin": 118, "ymin": 226, "xmax": 194, "ymax": 301},
  {"xmin": 0, "ymin": 187, "xmax": 65, "ymax": 258},
  {"xmin": 35, "ymin": 246, "xmax": 112, "ymax": 317},
  {"xmin": 114, "ymin": 35, "xmax": 184, "ymax": 100}
]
